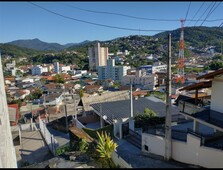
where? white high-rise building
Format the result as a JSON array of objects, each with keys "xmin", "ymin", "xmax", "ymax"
[
  {"xmin": 98, "ymin": 58, "xmax": 130, "ymax": 82},
  {"xmin": 0, "ymin": 53, "xmax": 17, "ymax": 168},
  {"xmin": 54, "ymin": 62, "xmax": 60, "ymax": 74},
  {"xmin": 88, "ymin": 42, "xmax": 108, "ymax": 71}
]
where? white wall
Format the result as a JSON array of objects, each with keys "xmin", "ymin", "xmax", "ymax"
[
  {"xmin": 142, "ymin": 133, "xmax": 165, "ymax": 156},
  {"xmin": 210, "ymin": 75, "xmax": 223, "ymax": 113},
  {"xmin": 142, "ymin": 132, "xmax": 223, "ymax": 168}
]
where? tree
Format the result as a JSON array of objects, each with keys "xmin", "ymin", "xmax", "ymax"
[
  {"xmin": 96, "ymin": 131, "xmax": 118, "ymax": 168},
  {"xmin": 53, "ymin": 74, "xmax": 65, "ymax": 83},
  {"xmin": 144, "ymin": 107, "xmax": 157, "ymax": 117},
  {"xmin": 208, "ymin": 61, "xmax": 223, "ymax": 70}
]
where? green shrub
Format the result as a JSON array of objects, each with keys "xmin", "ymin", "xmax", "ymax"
[{"xmin": 55, "ymin": 144, "xmax": 71, "ymax": 156}]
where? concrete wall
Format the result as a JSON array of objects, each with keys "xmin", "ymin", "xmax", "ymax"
[
  {"xmin": 0, "ymin": 55, "xmax": 17, "ymax": 168},
  {"xmin": 142, "ymin": 132, "xmax": 223, "ymax": 168},
  {"xmin": 142, "ymin": 133, "xmax": 165, "ymax": 156},
  {"xmin": 211, "ymin": 75, "xmax": 223, "ymax": 113},
  {"xmin": 111, "ymin": 151, "xmax": 132, "ymax": 168}
]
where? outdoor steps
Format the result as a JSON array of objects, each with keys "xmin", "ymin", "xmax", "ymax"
[{"xmin": 124, "ymin": 135, "xmax": 141, "ymax": 149}]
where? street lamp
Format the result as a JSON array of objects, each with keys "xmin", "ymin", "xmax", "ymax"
[{"xmin": 103, "ymin": 115, "xmax": 107, "ymax": 120}]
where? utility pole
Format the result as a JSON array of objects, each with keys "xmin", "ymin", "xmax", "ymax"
[
  {"xmin": 100, "ymin": 103, "xmax": 103, "ymax": 128},
  {"xmin": 73, "ymin": 94, "xmax": 77, "ymax": 119},
  {"xmin": 165, "ymin": 33, "xmax": 172, "ymax": 161},
  {"xmin": 221, "ymin": 40, "xmax": 223, "ymax": 55},
  {"xmin": 130, "ymin": 84, "xmax": 133, "ymax": 118},
  {"xmin": 64, "ymin": 104, "xmax": 68, "ymax": 133}
]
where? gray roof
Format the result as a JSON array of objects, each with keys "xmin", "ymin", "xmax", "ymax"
[
  {"xmin": 82, "ymin": 90, "xmax": 130, "ymax": 112},
  {"xmin": 90, "ymin": 96, "xmax": 181, "ymax": 124}
]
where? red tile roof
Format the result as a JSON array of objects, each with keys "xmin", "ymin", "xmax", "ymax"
[
  {"xmin": 133, "ymin": 90, "xmax": 148, "ymax": 97},
  {"xmin": 8, "ymin": 104, "xmax": 19, "ymax": 126}
]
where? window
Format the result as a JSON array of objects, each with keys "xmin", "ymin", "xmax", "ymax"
[{"xmin": 144, "ymin": 145, "xmax": 148, "ymax": 151}]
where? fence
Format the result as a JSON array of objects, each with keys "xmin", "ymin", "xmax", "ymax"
[{"xmin": 38, "ymin": 117, "xmax": 59, "ymax": 155}]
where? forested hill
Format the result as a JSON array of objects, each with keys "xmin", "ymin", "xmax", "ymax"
[
  {"xmin": 0, "ymin": 43, "xmax": 43, "ymax": 57},
  {"xmin": 7, "ymin": 38, "xmax": 65, "ymax": 51},
  {"xmin": 153, "ymin": 26, "xmax": 223, "ymax": 52},
  {"xmin": 1, "ymin": 26, "xmax": 222, "ymax": 60}
]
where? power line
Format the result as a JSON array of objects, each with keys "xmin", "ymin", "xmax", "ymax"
[
  {"xmin": 200, "ymin": 2, "xmax": 222, "ymax": 26},
  {"xmin": 28, "ymin": 2, "xmax": 169, "ymax": 32},
  {"xmin": 194, "ymin": 2, "xmax": 214, "ymax": 26},
  {"xmin": 200, "ymin": 2, "xmax": 217, "ymax": 26},
  {"xmin": 219, "ymin": 22, "xmax": 223, "ymax": 27},
  {"xmin": 61, "ymin": 2, "xmax": 223, "ymax": 22},
  {"xmin": 184, "ymin": 1, "xmax": 191, "ymax": 22},
  {"xmin": 186, "ymin": 2, "xmax": 205, "ymax": 27}
]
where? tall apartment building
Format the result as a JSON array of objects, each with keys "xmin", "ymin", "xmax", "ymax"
[
  {"xmin": 122, "ymin": 69, "xmax": 158, "ymax": 91},
  {"xmin": 98, "ymin": 58, "xmax": 130, "ymax": 82},
  {"xmin": 0, "ymin": 54, "xmax": 17, "ymax": 168},
  {"xmin": 88, "ymin": 42, "xmax": 108, "ymax": 71},
  {"xmin": 54, "ymin": 62, "xmax": 60, "ymax": 74}
]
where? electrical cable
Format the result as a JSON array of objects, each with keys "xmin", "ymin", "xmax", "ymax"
[{"xmin": 28, "ymin": 2, "xmax": 170, "ymax": 32}]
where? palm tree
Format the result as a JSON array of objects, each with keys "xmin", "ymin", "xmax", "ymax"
[{"xmin": 96, "ymin": 131, "xmax": 118, "ymax": 167}]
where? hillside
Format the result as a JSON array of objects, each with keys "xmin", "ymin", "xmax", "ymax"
[
  {"xmin": 1, "ymin": 26, "xmax": 222, "ymax": 68},
  {"xmin": 154, "ymin": 26, "xmax": 223, "ymax": 52},
  {"xmin": 67, "ymin": 26, "xmax": 223, "ymax": 56},
  {"xmin": 7, "ymin": 38, "xmax": 65, "ymax": 51},
  {"xmin": 0, "ymin": 43, "xmax": 43, "ymax": 58}
]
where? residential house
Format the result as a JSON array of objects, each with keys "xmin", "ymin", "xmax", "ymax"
[
  {"xmin": 83, "ymin": 85, "xmax": 103, "ymax": 94},
  {"xmin": 90, "ymin": 96, "xmax": 181, "ymax": 140},
  {"xmin": 141, "ymin": 68, "xmax": 223, "ymax": 168},
  {"xmin": 132, "ymin": 89, "xmax": 148, "ymax": 99},
  {"xmin": 32, "ymin": 65, "xmax": 48, "ymax": 76},
  {"xmin": 8, "ymin": 104, "xmax": 19, "ymax": 126},
  {"xmin": 13, "ymin": 89, "xmax": 30, "ymax": 100},
  {"xmin": 60, "ymin": 65, "xmax": 71, "ymax": 73},
  {"xmin": 40, "ymin": 93, "xmax": 63, "ymax": 106},
  {"xmin": 81, "ymin": 90, "xmax": 130, "ymax": 116},
  {"xmin": 122, "ymin": 69, "xmax": 158, "ymax": 91},
  {"xmin": 82, "ymin": 79, "xmax": 96, "ymax": 86},
  {"xmin": 16, "ymin": 82, "xmax": 33, "ymax": 89},
  {"xmin": 21, "ymin": 77, "xmax": 34, "ymax": 83}
]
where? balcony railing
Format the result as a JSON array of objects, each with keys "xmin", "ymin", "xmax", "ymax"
[{"xmin": 178, "ymin": 100, "xmax": 206, "ymax": 115}]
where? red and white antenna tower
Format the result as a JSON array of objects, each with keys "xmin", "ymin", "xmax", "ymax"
[{"xmin": 175, "ymin": 18, "xmax": 185, "ymax": 84}]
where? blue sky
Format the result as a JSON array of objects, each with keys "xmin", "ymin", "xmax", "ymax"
[{"xmin": 0, "ymin": 1, "xmax": 222, "ymax": 44}]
